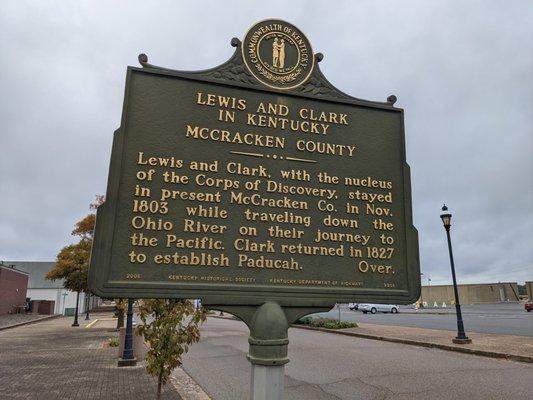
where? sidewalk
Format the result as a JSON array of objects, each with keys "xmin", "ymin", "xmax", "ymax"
[
  {"xmin": 293, "ymin": 322, "xmax": 533, "ymax": 363},
  {"xmin": 0, "ymin": 315, "xmax": 181, "ymax": 400},
  {"xmin": 0, "ymin": 313, "xmax": 59, "ymax": 330}
]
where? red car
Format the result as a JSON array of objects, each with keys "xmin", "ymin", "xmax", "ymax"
[{"xmin": 525, "ymin": 301, "xmax": 533, "ymax": 312}]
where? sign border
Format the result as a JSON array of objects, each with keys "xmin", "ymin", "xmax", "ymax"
[{"xmin": 89, "ymin": 33, "xmax": 420, "ymax": 307}]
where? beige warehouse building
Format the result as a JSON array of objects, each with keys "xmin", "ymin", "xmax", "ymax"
[
  {"xmin": 526, "ymin": 281, "xmax": 533, "ymax": 300},
  {"xmin": 420, "ymin": 282, "xmax": 520, "ymax": 305}
]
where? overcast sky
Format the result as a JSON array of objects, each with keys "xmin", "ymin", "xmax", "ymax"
[{"xmin": 1, "ymin": 1, "xmax": 532, "ymax": 285}]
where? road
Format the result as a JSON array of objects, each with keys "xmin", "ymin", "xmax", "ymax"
[
  {"xmin": 181, "ymin": 317, "xmax": 533, "ymax": 400},
  {"xmin": 316, "ymin": 303, "xmax": 533, "ymax": 337}
]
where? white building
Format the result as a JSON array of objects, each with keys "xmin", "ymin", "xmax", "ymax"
[{"xmin": 7, "ymin": 261, "xmax": 100, "ymax": 315}]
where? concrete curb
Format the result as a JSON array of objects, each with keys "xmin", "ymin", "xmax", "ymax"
[
  {"xmin": 0, "ymin": 314, "xmax": 61, "ymax": 331},
  {"xmin": 291, "ymin": 324, "xmax": 533, "ymax": 364},
  {"xmin": 343, "ymin": 309, "xmax": 453, "ymax": 315},
  {"xmin": 398, "ymin": 310, "xmax": 452, "ymax": 315},
  {"xmin": 171, "ymin": 367, "xmax": 212, "ymax": 400}
]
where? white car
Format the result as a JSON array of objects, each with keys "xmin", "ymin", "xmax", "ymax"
[{"xmin": 359, "ymin": 303, "xmax": 399, "ymax": 314}]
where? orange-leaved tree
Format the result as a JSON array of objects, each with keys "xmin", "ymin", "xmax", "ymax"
[{"xmin": 46, "ymin": 196, "xmax": 104, "ymax": 325}]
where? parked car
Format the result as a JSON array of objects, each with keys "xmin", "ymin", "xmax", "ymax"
[
  {"xmin": 348, "ymin": 303, "xmax": 359, "ymax": 311},
  {"xmin": 359, "ymin": 303, "xmax": 399, "ymax": 314},
  {"xmin": 525, "ymin": 301, "xmax": 533, "ymax": 312}
]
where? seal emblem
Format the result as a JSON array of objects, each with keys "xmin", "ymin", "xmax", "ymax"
[{"xmin": 242, "ymin": 19, "xmax": 315, "ymax": 90}]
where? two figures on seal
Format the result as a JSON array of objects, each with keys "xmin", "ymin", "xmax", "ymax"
[{"xmin": 272, "ymin": 38, "xmax": 286, "ymax": 69}]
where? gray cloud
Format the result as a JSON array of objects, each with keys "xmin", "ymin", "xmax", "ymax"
[{"xmin": 1, "ymin": 1, "xmax": 532, "ymax": 284}]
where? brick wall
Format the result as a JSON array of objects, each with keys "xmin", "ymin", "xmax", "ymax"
[{"xmin": 0, "ymin": 267, "xmax": 29, "ymax": 315}]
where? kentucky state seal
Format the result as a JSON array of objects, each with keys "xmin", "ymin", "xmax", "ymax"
[{"xmin": 242, "ymin": 19, "xmax": 315, "ymax": 90}]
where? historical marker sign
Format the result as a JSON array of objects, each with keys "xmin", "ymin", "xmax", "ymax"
[{"xmin": 89, "ymin": 19, "xmax": 420, "ymax": 307}]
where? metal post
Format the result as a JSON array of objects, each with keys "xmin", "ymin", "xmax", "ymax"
[
  {"xmin": 418, "ymin": 273, "xmax": 423, "ymax": 308},
  {"xmin": 72, "ymin": 292, "xmax": 80, "ymax": 327},
  {"xmin": 118, "ymin": 298, "xmax": 137, "ymax": 366},
  {"xmin": 61, "ymin": 292, "xmax": 68, "ymax": 315},
  {"xmin": 209, "ymin": 303, "xmax": 332, "ymax": 400},
  {"xmin": 251, "ymin": 364, "xmax": 284, "ymax": 400},
  {"xmin": 247, "ymin": 302, "xmax": 287, "ymax": 400},
  {"xmin": 85, "ymin": 293, "xmax": 90, "ymax": 320},
  {"xmin": 445, "ymin": 228, "xmax": 471, "ymax": 344}
]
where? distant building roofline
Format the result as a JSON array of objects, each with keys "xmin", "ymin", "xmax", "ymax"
[
  {"xmin": 422, "ymin": 282, "xmax": 517, "ymax": 288},
  {"xmin": 3, "ymin": 260, "xmax": 55, "ymax": 263},
  {"xmin": 4, "ymin": 261, "xmax": 62, "ymax": 289},
  {"xmin": 0, "ymin": 262, "xmax": 29, "ymax": 275}
]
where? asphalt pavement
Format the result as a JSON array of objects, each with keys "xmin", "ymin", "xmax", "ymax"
[
  {"xmin": 181, "ymin": 317, "xmax": 533, "ymax": 400},
  {"xmin": 316, "ymin": 303, "xmax": 533, "ymax": 337}
]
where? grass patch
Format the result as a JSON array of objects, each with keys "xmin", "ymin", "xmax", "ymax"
[
  {"xmin": 108, "ymin": 337, "xmax": 119, "ymax": 347},
  {"xmin": 295, "ymin": 317, "xmax": 357, "ymax": 330}
]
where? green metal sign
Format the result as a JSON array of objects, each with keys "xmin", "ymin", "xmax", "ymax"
[{"xmin": 89, "ymin": 19, "xmax": 420, "ymax": 307}]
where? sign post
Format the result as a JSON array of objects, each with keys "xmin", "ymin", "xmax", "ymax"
[{"xmin": 89, "ymin": 19, "xmax": 420, "ymax": 399}]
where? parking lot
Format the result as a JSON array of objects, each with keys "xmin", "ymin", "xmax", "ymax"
[{"xmin": 316, "ymin": 303, "xmax": 533, "ymax": 336}]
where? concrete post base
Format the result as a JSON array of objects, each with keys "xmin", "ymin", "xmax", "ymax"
[
  {"xmin": 117, "ymin": 357, "xmax": 137, "ymax": 367},
  {"xmin": 453, "ymin": 338, "xmax": 472, "ymax": 344},
  {"xmin": 251, "ymin": 364, "xmax": 284, "ymax": 400}
]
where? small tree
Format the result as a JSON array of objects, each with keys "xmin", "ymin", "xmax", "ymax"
[{"xmin": 136, "ymin": 299, "xmax": 207, "ymax": 399}]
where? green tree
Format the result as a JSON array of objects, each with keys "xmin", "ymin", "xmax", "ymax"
[
  {"xmin": 136, "ymin": 299, "xmax": 207, "ymax": 399},
  {"xmin": 46, "ymin": 196, "xmax": 104, "ymax": 323}
]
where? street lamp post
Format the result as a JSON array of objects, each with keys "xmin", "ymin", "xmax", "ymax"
[
  {"xmin": 72, "ymin": 291, "xmax": 80, "ymax": 327},
  {"xmin": 440, "ymin": 205, "xmax": 472, "ymax": 344},
  {"xmin": 419, "ymin": 273, "xmax": 424, "ymax": 308},
  {"xmin": 118, "ymin": 298, "xmax": 137, "ymax": 366},
  {"xmin": 61, "ymin": 292, "xmax": 68, "ymax": 315},
  {"xmin": 85, "ymin": 293, "xmax": 90, "ymax": 320}
]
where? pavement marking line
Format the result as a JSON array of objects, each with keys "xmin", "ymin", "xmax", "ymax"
[
  {"xmin": 85, "ymin": 319, "xmax": 99, "ymax": 328},
  {"xmin": 85, "ymin": 317, "xmax": 117, "ymax": 328}
]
